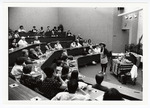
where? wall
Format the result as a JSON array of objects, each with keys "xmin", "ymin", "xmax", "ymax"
[
  {"xmin": 137, "ymin": 10, "xmax": 143, "ymax": 44},
  {"xmin": 58, "ymin": 7, "xmax": 113, "ymax": 50},
  {"xmin": 8, "ymin": 7, "xmax": 59, "ymax": 31},
  {"xmin": 112, "ymin": 8, "xmax": 129, "ymax": 53}
]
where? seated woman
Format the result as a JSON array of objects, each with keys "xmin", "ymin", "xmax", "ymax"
[
  {"xmin": 11, "ymin": 39, "xmax": 18, "ymax": 48},
  {"xmin": 70, "ymin": 41, "xmax": 76, "ymax": 48},
  {"xmin": 103, "ymin": 88, "xmax": 124, "ymax": 100},
  {"xmin": 82, "ymin": 40, "xmax": 88, "ymax": 47},
  {"xmin": 20, "ymin": 65, "xmax": 43, "ymax": 90},
  {"xmin": 56, "ymin": 60, "xmax": 63, "ymax": 75},
  {"xmin": 29, "ymin": 48, "xmax": 40, "ymax": 60},
  {"xmin": 13, "ymin": 30, "xmax": 20, "ymax": 38},
  {"xmin": 54, "ymin": 41, "xmax": 63, "ymax": 50},
  {"xmin": 18, "ymin": 36, "xmax": 28, "ymax": 48},
  {"xmin": 11, "ymin": 57, "xmax": 25, "ymax": 82},
  {"xmin": 75, "ymin": 39, "xmax": 82, "ymax": 48},
  {"xmin": 35, "ymin": 46, "xmax": 43, "ymax": 56},
  {"xmin": 66, "ymin": 30, "xmax": 73, "ymax": 37},
  {"xmin": 92, "ymin": 73, "xmax": 108, "ymax": 92},
  {"xmin": 33, "ymin": 36, "xmax": 40, "ymax": 44}
]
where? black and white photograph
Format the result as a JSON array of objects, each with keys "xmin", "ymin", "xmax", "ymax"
[{"xmin": 1, "ymin": 1, "xmax": 149, "ymax": 106}]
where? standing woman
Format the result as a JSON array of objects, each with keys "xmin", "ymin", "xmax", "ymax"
[{"xmin": 99, "ymin": 43, "xmax": 108, "ymax": 75}]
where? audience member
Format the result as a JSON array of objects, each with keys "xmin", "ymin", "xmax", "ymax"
[
  {"xmin": 20, "ymin": 65, "xmax": 43, "ymax": 90},
  {"xmin": 35, "ymin": 46, "xmax": 43, "ymax": 56},
  {"xmin": 61, "ymin": 65, "xmax": 70, "ymax": 82},
  {"xmin": 18, "ymin": 25, "xmax": 26, "ymax": 33},
  {"xmin": 103, "ymin": 88, "xmax": 124, "ymax": 100},
  {"xmin": 18, "ymin": 36, "xmax": 28, "ymax": 48},
  {"xmin": 13, "ymin": 30, "xmax": 20, "ymax": 38},
  {"xmin": 75, "ymin": 39, "xmax": 82, "ymax": 48},
  {"xmin": 32, "ymin": 26, "xmax": 38, "ymax": 33},
  {"xmin": 33, "ymin": 36, "xmax": 40, "ymax": 44},
  {"xmin": 82, "ymin": 40, "xmax": 88, "ymax": 46},
  {"xmin": 51, "ymin": 79, "xmax": 90, "ymax": 101},
  {"xmin": 29, "ymin": 48, "xmax": 40, "ymax": 60},
  {"xmin": 38, "ymin": 27, "xmax": 44, "ymax": 36},
  {"xmin": 11, "ymin": 57, "xmax": 25, "ymax": 82},
  {"xmin": 54, "ymin": 41, "xmax": 63, "ymax": 50},
  {"xmin": 56, "ymin": 60, "xmax": 63, "ymax": 75},
  {"xmin": 70, "ymin": 41, "xmax": 76, "ymax": 48},
  {"xmin": 38, "ymin": 67, "xmax": 67, "ymax": 99},
  {"xmin": 66, "ymin": 30, "xmax": 73, "ymax": 36},
  {"xmin": 11, "ymin": 39, "xmax": 18, "ymax": 48},
  {"xmin": 20, "ymin": 49, "xmax": 35, "ymax": 64},
  {"xmin": 92, "ymin": 73, "xmax": 108, "ymax": 92}
]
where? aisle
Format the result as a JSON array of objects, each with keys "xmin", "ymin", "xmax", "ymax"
[{"xmin": 79, "ymin": 63, "xmax": 143, "ymax": 91}]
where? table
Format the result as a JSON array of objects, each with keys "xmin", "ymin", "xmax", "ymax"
[
  {"xmin": 112, "ymin": 59, "xmax": 133, "ymax": 76},
  {"xmin": 9, "ymin": 78, "xmax": 49, "ymax": 100}
]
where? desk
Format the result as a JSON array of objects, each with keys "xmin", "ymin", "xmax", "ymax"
[
  {"xmin": 9, "ymin": 44, "xmax": 40, "ymax": 66},
  {"xmin": 112, "ymin": 59, "xmax": 133, "ymax": 76},
  {"xmin": 9, "ymin": 36, "xmax": 75, "ymax": 48},
  {"xmin": 9, "ymin": 78, "xmax": 49, "ymax": 100}
]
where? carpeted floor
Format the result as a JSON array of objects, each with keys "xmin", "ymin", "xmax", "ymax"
[{"xmin": 79, "ymin": 62, "xmax": 143, "ymax": 91}]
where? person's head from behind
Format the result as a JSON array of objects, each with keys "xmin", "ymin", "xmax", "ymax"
[
  {"xmin": 95, "ymin": 73, "xmax": 104, "ymax": 85},
  {"xmin": 61, "ymin": 55, "xmax": 68, "ymax": 62},
  {"xmin": 43, "ymin": 67, "xmax": 54, "ymax": 78},
  {"xmin": 61, "ymin": 65, "xmax": 69, "ymax": 75},
  {"xmin": 20, "ymin": 25, "xmax": 23, "ymax": 29},
  {"xmin": 70, "ymin": 70, "xmax": 79, "ymax": 80},
  {"xmin": 15, "ymin": 57, "xmax": 25, "ymax": 66},
  {"xmin": 56, "ymin": 60, "xmax": 62, "ymax": 66},
  {"xmin": 14, "ymin": 30, "xmax": 18, "ymax": 34},
  {"xmin": 103, "ymin": 88, "xmax": 123, "ymax": 100},
  {"xmin": 41, "ymin": 27, "xmax": 43, "ymax": 30},
  {"xmin": 23, "ymin": 65, "xmax": 32, "ymax": 74},
  {"xmin": 29, "ymin": 48, "xmax": 36, "ymax": 54},
  {"xmin": 33, "ymin": 26, "xmax": 36, "ymax": 29},
  {"xmin": 67, "ymin": 79, "xmax": 78, "ymax": 93},
  {"xmin": 22, "ymin": 49, "xmax": 29, "ymax": 57}
]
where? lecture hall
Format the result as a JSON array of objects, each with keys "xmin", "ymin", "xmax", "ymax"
[{"xmin": 8, "ymin": 6, "xmax": 143, "ymax": 101}]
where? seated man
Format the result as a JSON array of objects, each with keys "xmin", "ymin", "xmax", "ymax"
[
  {"xmin": 38, "ymin": 67, "xmax": 67, "ymax": 100},
  {"xmin": 32, "ymin": 26, "xmax": 38, "ymax": 33},
  {"xmin": 18, "ymin": 25, "xmax": 26, "ymax": 33},
  {"xmin": 92, "ymin": 73, "xmax": 108, "ymax": 92},
  {"xmin": 103, "ymin": 88, "xmax": 124, "ymax": 100},
  {"xmin": 29, "ymin": 48, "xmax": 40, "ymax": 60},
  {"xmin": 51, "ymin": 79, "xmax": 90, "ymax": 101},
  {"xmin": 11, "ymin": 57, "xmax": 25, "ymax": 82},
  {"xmin": 54, "ymin": 41, "xmax": 63, "ymax": 50},
  {"xmin": 20, "ymin": 65, "xmax": 44, "ymax": 90},
  {"xmin": 18, "ymin": 36, "xmax": 28, "ymax": 48}
]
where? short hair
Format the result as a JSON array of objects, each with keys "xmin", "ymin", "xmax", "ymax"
[
  {"xmin": 56, "ymin": 60, "xmax": 62, "ymax": 66},
  {"xmin": 20, "ymin": 25, "xmax": 23, "ymax": 28},
  {"xmin": 67, "ymin": 79, "xmax": 78, "ymax": 93},
  {"xmin": 23, "ymin": 65, "xmax": 32, "ymax": 74},
  {"xmin": 43, "ymin": 67, "xmax": 54, "ymax": 78},
  {"xmin": 95, "ymin": 73, "xmax": 104, "ymax": 85},
  {"xmin": 61, "ymin": 65, "xmax": 69, "ymax": 75},
  {"xmin": 103, "ymin": 88, "xmax": 123, "ymax": 100},
  {"xmin": 61, "ymin": 55, "xmax": 68, "ymax": 61},
  {"xmin": 70, "ymin": 70, "xmax": 79, "ymax": 80},
  {"xmin": 15, "ymin": 57, "xmax": 24, "ymax": 65}
]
